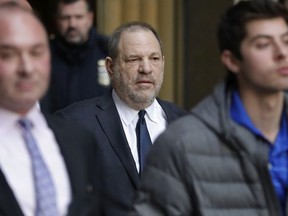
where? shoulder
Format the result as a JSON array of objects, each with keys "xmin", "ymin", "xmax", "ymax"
[
  {"xmin": 44, "ymin": 113, "xmax": 97, "ymax": 158},
  {"xmin": 150, "ymin": 115, "xmax": 195, "ymax": 153},
  {"xmin": 57, "ymin": 97, "xmax": 101, "ymax": 116},
  {"xmin": 43, "ymin": 114, "xmax": 95, "ymax": 162},
  {"xmin": 157, "ymin": 114, "xmax": 202, "ymax": 143},
  {"xmin": 44, "ymin": 113, "xmax": 92, "ymax": 139},
  {"xmin": 54, "ymin": 93, "xmax": 115, "ymax": 128},
  {"xmin": 151, "ymin": 113, "xmax": 215, "ymax": 160},
  {"xmin": 144, "ymin": 112, "xmax": 222, "ymax": 193},
  {"xmin": 43, "ymin": 113, "xmax": 96, "ymax": 185}
]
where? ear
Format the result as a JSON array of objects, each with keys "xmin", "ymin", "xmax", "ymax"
[
  {"xmin": 105, "ymin": 57, "xmax": 114, "ymax": 78},
  {"xmin": 221, "ymin": 50, "xmax": 241, "ymax": 75}
]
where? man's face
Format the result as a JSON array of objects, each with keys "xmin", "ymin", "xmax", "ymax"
[
  {"xmin": 108, "ymin": 30, "xmax": 164, "ymax": 109},
  {"xmin": 0, "ymin": 10, "xmax": 50, "ymax": 114},
  {"xmin": 230, "ymin": 18, "xmax": 288, "ymax": 93},
  {"xmin": 56, "ymin": 0, "xmax": 93, "ymax": 45}
]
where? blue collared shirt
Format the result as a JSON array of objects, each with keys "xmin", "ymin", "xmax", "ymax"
[{"xmin": 230, "ymin": 90, "xmax": 288, "ymax": 215}]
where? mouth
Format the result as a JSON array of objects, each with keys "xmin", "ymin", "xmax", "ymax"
[
  {"xmin": 16, "ymin": 81, "xmax": 36, "ymax": 91},
  {"xmin": 66, "ymin": 29, "xmax": 79, "ymax": 36},
  {"xmin": 136, "ymin": 79, "xmax": 154, "ymax": 86},
  {"xmin": 277, "ymin": 66, "xmax": 288, "ymax": 75},
  {"xmin": 137, "ymin": 79, "xmax": 152, "ymax": 83}
]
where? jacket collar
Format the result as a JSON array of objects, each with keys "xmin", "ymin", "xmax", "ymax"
[{"xmin": 53, "ymin": 28, "xmax": 96, "ymax": 63}]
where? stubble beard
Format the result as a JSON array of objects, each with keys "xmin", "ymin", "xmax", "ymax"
[{"xmin": 112, "ymin": 70, "xmax": 163, "ymax": 109}]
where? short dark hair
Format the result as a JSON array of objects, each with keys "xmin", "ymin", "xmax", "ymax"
[
  {"xmin": 108, "ymin": 21, "xmax": 163, "ymax": 60},
  {"xmin": 54, "ymin": 0, "xmax": 92, "ymax": 14},
  {"xmin": 218, "ymin": 0, "xmax": 288, "ymax": 60}
]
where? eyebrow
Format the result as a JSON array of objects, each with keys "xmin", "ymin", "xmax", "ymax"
[
  {"xmin": 0, "ymin": 43, "xmax": 47, "ymax": 50},
  {"xmin": 149, "ymin": 52, "xmax": 161, "ymax": 56},
  {"xmin": 124, "ymin": 52, "xmax": 161, "ymax": 57},
  {"xmin": 249, "ymin": 31, "xmax": 288, "ymax": 43}
]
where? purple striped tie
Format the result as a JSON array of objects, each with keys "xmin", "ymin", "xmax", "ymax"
[{"xmin": 18, "ymin": 118, "xmax": 58, "ymax": 216}]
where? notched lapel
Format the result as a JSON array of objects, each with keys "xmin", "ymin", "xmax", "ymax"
[
  {"xmin": 45, "ymin": 115, "xmax": 85, "ymax": 196},
  {"xmin": 0, "ymin": 169, "xmax": 24, "ymax": 216},
  {"xmin": 96, "ymin": 97, "xmax": 140, "ymax": 187},
  {"xmin": 158, "ymin": 98, "xmax": 187, "ymax": 123}
]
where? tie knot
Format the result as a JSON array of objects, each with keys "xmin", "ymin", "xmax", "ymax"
[
  {"xmin": 18, "ymin": 118, "xmax": 33, "ymax": 130},
  {"xmin": 138, "ymin": 110, "xmax": 146, "ymax": 121}
]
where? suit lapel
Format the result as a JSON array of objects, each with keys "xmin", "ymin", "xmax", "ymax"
[
  {"xmin": 158, "ymin": 98, "xmax": 180, "ymax": 123},
  {"xmin": 0, "ymin": 169, "xmax": 24, "ymax": 216},
  {"xmin": 96, "ymin": 94, "xmax": 139, "ymax": 187},
  {"xmin": 44, "ymin": 115, "xmax": 82, "ymax": 196}
]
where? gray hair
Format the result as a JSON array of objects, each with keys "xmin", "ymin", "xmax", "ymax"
[{"xmin": 108, "ymin": 21, "xmax": 163, "ymax": 60}]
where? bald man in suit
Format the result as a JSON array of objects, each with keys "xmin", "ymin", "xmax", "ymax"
[{"xmin": 0, "ymin": 2, "xmax": 99, "ymax": 216}]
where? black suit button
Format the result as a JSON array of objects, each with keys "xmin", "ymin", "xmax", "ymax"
[{"xmin": 86, "ymin": 184, "xmax": 94, "ymax": 192}]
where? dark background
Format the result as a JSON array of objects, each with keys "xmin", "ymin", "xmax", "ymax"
[{"xmin": 27, "ymin": 0, "xmax": 97, "ymax": 35}]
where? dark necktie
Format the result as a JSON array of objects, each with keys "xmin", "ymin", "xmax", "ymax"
[
  {"xmin": 136, "ymin": 110, "xmax": 152, "ymax": 174},
  {"xmin": 18, "ymin": 118, "xmax": 58, "ymax": 216}
]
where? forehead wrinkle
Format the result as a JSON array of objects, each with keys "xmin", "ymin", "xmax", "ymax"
[{"xmin": 120, "ymin": 41, "xmax": 161, "ymax": 57}]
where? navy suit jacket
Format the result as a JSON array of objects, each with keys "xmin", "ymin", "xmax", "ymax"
[
  {"xmin": 0, "ymin": 114, "xmax": 99, "ymax": 216},
  {"xmin": 56, "ymin": 92, "xmax": 188, "ymax": 216}
]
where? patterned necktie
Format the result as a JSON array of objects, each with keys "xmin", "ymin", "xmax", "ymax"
[
  {"xmin": 18, "ymin": 118, "xmax": 58, "ymax": 216},
  {"xmin": 136, "ymin": 110, "xmax": 152, "ymax": 174}
]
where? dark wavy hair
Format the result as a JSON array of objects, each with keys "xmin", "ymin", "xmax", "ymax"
[
  {"xmin": 54, "ymin": 0, "xmax": 92, "ymax": 14},
  {"xmin": 218, "ymin": 0, "xmax": 288, "ymax": 60}
]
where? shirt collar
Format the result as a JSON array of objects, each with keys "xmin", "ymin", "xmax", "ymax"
[
  {"xmin": 230, "ymin": 89, "xmax": 287, "ymax": 145},
  {"xmin": 112, "ymin": 90, "xmax": 160, "ymax": 126},
  {"xmin": 230, "ymin": 89, "xmax": 263, "ymax": 137},
  {"xmin": 272, "ymin": 112, "xmax": 288, "ymax": 154},
  {"xmin": 0, "ymin": 104, "xmax": 44, "ymax": 136}
]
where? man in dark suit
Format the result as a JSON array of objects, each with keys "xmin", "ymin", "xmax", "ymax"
[
  {"xmin": 57, "ymin": 21, "xmax": 188, "ymax": 216},
  {"xmin": 0, "ymin": 2, "xmax": 98, "ymax": 215}
]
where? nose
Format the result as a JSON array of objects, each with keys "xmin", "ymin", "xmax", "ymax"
[
  {"xmin": 18, "ymin": 54, "xmax": 33, "ymax": 75},
  {"xmin": 68, "ymin": 17, "xmax": 77, "ymax": 28},
  {"xmin": 275, "ymin": 42, "xmax": 288, "ymax": 61},
  {"xmin": 139, "ymin": 59, "xmax": 152, "ymax": 74}
]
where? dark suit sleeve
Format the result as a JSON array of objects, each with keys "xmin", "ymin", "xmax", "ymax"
[{"xmin": 45, "ymin": 114, "xmax": 105, "ymax": 216}]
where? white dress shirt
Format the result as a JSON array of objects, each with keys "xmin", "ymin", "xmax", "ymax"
[
  {"xmin": 0, "ymin": 105, "xmax": 71, "ymax": 216},
  {"xmin": 113, "ymin": 90, "xmax": 167, "ymax": 172}
]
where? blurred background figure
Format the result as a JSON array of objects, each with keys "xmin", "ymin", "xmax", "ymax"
[
  {"xmin": 279, "ymin": 0, "xmax": 288, "ymax": 8},
  {"xmin": 40, "ymin": 0, "xmax": 110, "ymax": 114}
]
